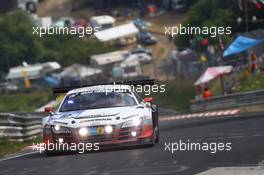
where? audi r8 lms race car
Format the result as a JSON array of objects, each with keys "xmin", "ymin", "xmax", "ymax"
[{"xmin": 42, "ymin": 81, "xmax": 159, "ymax": 154}]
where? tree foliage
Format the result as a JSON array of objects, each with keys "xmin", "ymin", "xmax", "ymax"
[
  {"xmin": 0, "ymin": 11, "xmax": 112, "ymax": 78},
  {"xmin": 174, "ymin": 0, "xmax": 233, "ymax": 48}
]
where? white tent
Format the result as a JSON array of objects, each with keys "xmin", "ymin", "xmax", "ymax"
[
  {"xmin": 94, "ymin": 23, "xmax": 139, "ymax": 42},
  {"xmin": 6, "ymin": 62, "xmax": 61, "ymax": 80},
  {"xmin": 195, "ymin": 66, "xmax": 233, "ymax": 86},
  {"xmin": 60, "ymin": 64, "xmax": 102, "ymax": 78},
  {"xmin": 90, "ymin": 50, "xmax": 129, "ymax": 66}
]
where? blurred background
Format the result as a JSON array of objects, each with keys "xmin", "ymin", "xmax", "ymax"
[
  {"xmin": 1, "ymin": 2, "xmax": 264, "ymax": 173},
  {"xmin": 0, "ymin": 0, "xmax": 263, "ymax": 113}
]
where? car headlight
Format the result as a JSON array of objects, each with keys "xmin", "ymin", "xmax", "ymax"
[
  {"xmin": 79, "ymin": 127, "xmax": 88, "ymax": 136},
  {"xmin": 51, "ymin": 125, "xmax": 71, "ymax": 134},
  {"xmin": 105, "ymin": 125, "xmax": 113, "ymax": 134},
  {"xmin": 121, "ymin": 118, "xmax": 142, "ymax": 128},
  {"xmin": 54, "ymin": 124, "xmax": 60, "ymax": 131}
]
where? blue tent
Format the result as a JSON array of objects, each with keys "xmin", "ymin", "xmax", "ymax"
[
  {"xmin": 43, "ymin": 76, "xmax": 60, "ymax": 87},
  {"xmin": 223, "ymin": 36, "xmax": 264, "ymax": 57}
]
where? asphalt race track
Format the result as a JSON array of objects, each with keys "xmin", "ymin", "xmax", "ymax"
[{"xmin": 1, "ymin": 113, "xmax": 264, "ymax": 175}]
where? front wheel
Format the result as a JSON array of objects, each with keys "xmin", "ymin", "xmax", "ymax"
[
  {"xmin": 154, "ymin": 125, "xmax": 159, "ymax": 143},
  {"xmin": 151, "ymin": 105, "xmax": 159, "ymax": 143},
  {"xmin": 45, "ymin": 150, "xmax": 55, "ymax": 156}
]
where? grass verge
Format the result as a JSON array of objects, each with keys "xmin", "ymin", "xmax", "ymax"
[
  {"xmin": 152, "ymin": 79, "xmax": 195, "ymax": 112},
  {"xmin": 0, "ymin": 89, "xmax": 52, "ymax": 112},
  {"xmin": 237, "ymin": 74, "xmax": 264, "ymax": 92},
  {"xmin": 0, "ymin": 136, "xmax": 42, "ymax": 158}
]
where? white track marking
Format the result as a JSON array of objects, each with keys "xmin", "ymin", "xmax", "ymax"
[
  {"xmin": 0, "ymin": 151, "xmax": 39, "ymax": 162},
  {"xmin": 195, "ymin": 167, "xmax": 264, "ymax": 175}
]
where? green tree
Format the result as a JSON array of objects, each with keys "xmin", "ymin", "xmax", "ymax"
[
  {"xmin": 175, "ymin": 0, "xmax": 233, "ymax": 48},
  {"xmin": 0, "ymin": 11, "xmax": 41, "ymax": 73},
  {"xmin": 0, "ymin": 11, "xmax": 113, "ymax": 78}
]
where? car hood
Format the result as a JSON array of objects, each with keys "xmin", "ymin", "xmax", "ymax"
[{"xmin": 44, "ymin": 106, "xmax": 151, "ymax": 127}]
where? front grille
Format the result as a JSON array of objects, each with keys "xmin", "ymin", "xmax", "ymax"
[
  {"xmin": 51, "ymin": 125, "xmax": 143, "ymax": 143},
  {"xmin": 77, "ymin": 126, "xmax": 115, "ymax": 143},
  {"xmin": 79, "ymin": 134, "xmax": 114, "ymax": 143}
]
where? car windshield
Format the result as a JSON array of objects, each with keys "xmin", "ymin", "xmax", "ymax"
[{"xmin": 60, "ymin": 91, "xmax": 137, "ymax": 112}]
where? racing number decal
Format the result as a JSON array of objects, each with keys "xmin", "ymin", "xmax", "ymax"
[{"xmin": 96, "ymin": 127, "xmax": 105, "ymax": 135}]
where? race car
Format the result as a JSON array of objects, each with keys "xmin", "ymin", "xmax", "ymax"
[{"xmin": 42, "ymin": 82, "xmax": 159, "ymax": 154}]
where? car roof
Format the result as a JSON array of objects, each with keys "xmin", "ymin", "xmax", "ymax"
[{"xmin": 67, "ymin": 84, "xmax": 131, "ymax": 95}]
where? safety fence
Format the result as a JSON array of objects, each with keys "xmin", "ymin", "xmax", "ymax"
[{"xmin": 191, "ymin": 90, "xmax": 264, "ymax": 112}]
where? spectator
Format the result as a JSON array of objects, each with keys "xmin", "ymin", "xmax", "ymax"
[
  {"xmin": 261, "ymin": 67, "xmax": 264, "ymax": 75},
  {"xmin": 203, "ymin": 87, "xmax": 213, "ymax": 99},
  {"xmin": 243, "ymin": 67, "xmax": 250, "ymax": 79},
  {"xmin": 251, "ymin": 53, "xmax": 258, "ymax": 73}
]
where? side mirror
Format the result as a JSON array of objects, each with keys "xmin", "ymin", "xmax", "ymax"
[
  {"xmin": 44, "ymin": 107, "xmax": 54, "ymax": 113},
  {"xmin": 144, "ymin": 97, "xmax": 154, "ymax": 103}
]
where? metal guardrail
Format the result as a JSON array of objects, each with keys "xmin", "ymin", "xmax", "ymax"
[
  {"xmin": 191, "ymin": 90, "xmax": 264, "ymax": 112},
  {"xmin": 0, "ymin": 113, "xmax": 46, "ymax": 141}
]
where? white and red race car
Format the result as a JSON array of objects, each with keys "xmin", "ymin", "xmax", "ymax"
[{"xmin": 42, "ymin": 82, "xmax": 159, "ymax": 154}]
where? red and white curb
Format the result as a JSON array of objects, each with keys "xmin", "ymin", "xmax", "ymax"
[{"xmin": 160, "ymin": 109, "xmax": 240, "ymax": 121}]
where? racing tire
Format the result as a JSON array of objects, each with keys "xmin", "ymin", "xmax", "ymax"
[
  {"xmin": 45, "ymin": 150, "xmax": 54, "ymax": 156},
  {"xmin": 154, "ymin": 125, "xmax": 159, "ymax": 143},
  {"xmin": 152, "ymin": 105, "xmax": 159, "ymax": 143}
]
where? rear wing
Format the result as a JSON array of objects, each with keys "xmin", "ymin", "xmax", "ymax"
[{"xmin": 53, "ymin": 79, "xmax": 155, "ymax": 96}]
